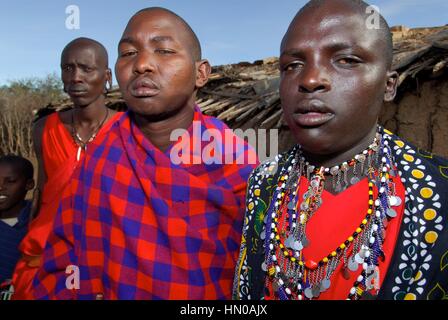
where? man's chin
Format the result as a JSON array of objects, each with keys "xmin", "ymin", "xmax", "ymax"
[
  {"xmin": 290, "ymin": 125, "xmax": 334, "ymax": 151},
  {"xmin": 129, "ymin": 107, "xmax": 179, "ymax": 123},
  {"xmin": 70, "ymin": 97, "xmax": 92, "ymax": 107}
]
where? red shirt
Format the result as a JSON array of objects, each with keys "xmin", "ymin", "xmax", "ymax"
[{"xmin": 301, "ymin": 175, "xmax": 405, "ymax": 299}]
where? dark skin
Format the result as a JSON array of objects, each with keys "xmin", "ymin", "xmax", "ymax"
[
  {"xmin": 32, "ymin": 38, "xmax": 117, "ymax": 217},
  {"xmin": 115, "ymin": 8, "xmax": 211, "ymax": 151},
  {"xmin": 279, "ymin": 0, "xmax": 398, "ymax": 193},
  {"xmin": 0, "ymin": 164, "xmax": 34, "ymax": 220}
]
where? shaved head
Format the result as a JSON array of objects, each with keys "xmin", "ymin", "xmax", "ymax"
[
  {"xmin": 132, "ymin": 7, "xmax": 202, "ymax": 61},
  {"xmin": 283, "ymin": 0, "xmax": 393, "ymax": 69},
  {"xmin": 61, "ymin": 37, "xmax": 109, "ymax": 68}
]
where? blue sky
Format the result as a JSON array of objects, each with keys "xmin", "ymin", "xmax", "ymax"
[{"xmin": 0, "ymin": 0, "xmax": 447, "ymax": 85}]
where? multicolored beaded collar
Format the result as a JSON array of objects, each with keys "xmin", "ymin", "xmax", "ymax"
[{"xmin": 261, "ymin": 127, "xmax": 401, "ymax": 300}]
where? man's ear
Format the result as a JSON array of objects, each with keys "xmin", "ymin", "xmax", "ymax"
[
  {"xmin": 26, "ymin": 179, "xmax": 35, "ymax": 192},
  {"xmin": 195, "ymin": 59, "xmax": 211, "ymax": 89},
  {"xmin": 384, "ymin": 71, "xmax": 399, "ymax": 102},
  {"xmin": 106, "ymin": 68, "xmax": 113, "ymax": 91}
]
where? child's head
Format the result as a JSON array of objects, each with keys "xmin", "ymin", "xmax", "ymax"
[{"xmin": 0, "ymin": 155, "xmax": 35, "ymax": 216}]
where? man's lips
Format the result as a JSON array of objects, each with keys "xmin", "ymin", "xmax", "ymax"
[
  {"xmin": 69, "ymin": 91, "xmax": 87, "ymax": 97},
  {"xmin": 293, "ymin": 112, "xmax": 335, "ymax": 127},
  {"xmin": 0, "ymin": 195, "xmax": 8, "ymax": 201},
  {"xmin": 130, "ymin": 78, "xmax": 160, "ymax": 97},
  {"xmin": 292, "ymin": 100, "xmax": 335, "ymax": 127},
  {"xmin": 68, "ymin": 87, "xmax": 88, "ymax": 96}
]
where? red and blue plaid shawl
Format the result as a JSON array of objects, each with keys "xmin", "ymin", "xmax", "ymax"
[{"xmin": 31, "ymin": 107, "xmax": 258, "ymax": 300}]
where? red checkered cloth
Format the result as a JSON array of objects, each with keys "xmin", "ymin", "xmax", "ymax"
[{"xmin": 31, "ymin": 107, "xmax": 258, "ymax": 300}]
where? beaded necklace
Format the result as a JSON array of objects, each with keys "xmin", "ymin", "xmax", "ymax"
[
  {"xmin": 262, "ymin": 127, "xmax": 401, "ymax": 300},
  {"xmin": 71, "ymin": 108, "xmax": 109, "ymax": 161}
]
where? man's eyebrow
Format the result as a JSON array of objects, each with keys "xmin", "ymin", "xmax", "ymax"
[
  {"xmin": 281, "ymin": 43, "xmax": 367, "ymax": 57},
  {"xmin": 280, "ymin": 49, "xmax": 302, "ymax": 57},
  {"xmin": 118, "ymin": 35, "xmax": 175, "ymax": 47},
  {"xmin": 118, "ymin": 37, "xmax": 134, "ymax": 47},
  {"xmin": 325, "ymin": 42, "xmax": 365, "ymax": 53},
  {"xmin": 150, "ymin": 35, "xmax": 175, "ymax": 43}
]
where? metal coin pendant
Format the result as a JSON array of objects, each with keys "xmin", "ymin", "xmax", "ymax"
[
  {"xmin": 321, "ymin": 279, "xmax": 331, "ymax": 292},
  {"xmin": 348, "ymin": 256, "xmax": 360, "ymax": 271},
  {"xmin": 287, "ymin": 201, "xmax": 296, "ymax": 210},
  {"xmin": 389, "ymin": 196, "xmax": 402, "ymax": 207},
  {"xmin": 302, "ymin": 237, "xmax": 310, "ymax": 248},
  {"xmin": 287, "ymin": 236, "xmax": 297, "ymax": 249},
  {"xmin": 365, "ymin": 276, "xmax": 374, "ymax": 290},
  {"xmin": 334, "ymin": 184, "xmax": 342, "ymax": 193},
  {"xmin": 350, "ymin": 176, "xmax": 360, "ymax": 185},
  {"xmin": 359, "ymin": 248, "xmax": 368, "ymax": 259},
  {"xmin": 304, "ymin": 287, "xmax": 314, "ymax": 299},
  {"xmin": 293, "ymin": 240, "xmax": 303, "ymax": 251},
  {"xmin": 354, "ymin": 253, "xmax": 364, "ymax": 264},
  {"xmin": 386, "ymin": 208, "xmax": 397, "ymax": 218},
  {"xmin": 312, "ymin": 285, "xmax": 321, "ymax": 298},
  {"xmin": 260, "ymin": 230, "xmax": 266, "ymax": 240},
  {"xmin": 367, "ymin": 265, "xmax": 376, "ymax": 274}
]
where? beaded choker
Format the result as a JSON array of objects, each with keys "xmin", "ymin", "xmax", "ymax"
[
  {"xmin": 261, "ymin": 127, "xmax": 401, "ymax": 300},
  {"xmin": 297, "ymin": 134, "xmax": 381, "ymax": 192}
]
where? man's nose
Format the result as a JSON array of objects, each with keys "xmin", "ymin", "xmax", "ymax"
[
  {"xmin": 298, "ymin": 63, "xmax": 331, "ymax": 93},
  {"xmin": 133, "ymin": 51, "xmax": 156, "ymax": 74},
  {"xmin": 71, "ymin": 68, "xmax": 83, "ymax": 83}
]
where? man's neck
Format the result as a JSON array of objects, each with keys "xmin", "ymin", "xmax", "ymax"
[
  {"xmin": 302, "ymin": 125, "xmax": 378, "ymax": 168},
  {"xmin": 0, "ymin": 201, "xmax": 25, "ymax": 220},
  {"xmin": 133, "ymin": 104, "xmax": 195, "ymax": 152},
  {"xmin": 73, "ymin": 95, "xmax": 108, "ymax": 125}
]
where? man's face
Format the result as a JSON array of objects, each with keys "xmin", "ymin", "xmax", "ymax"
[
  {"xmin": 0, "ymin": 164, "xmax": 31, "ymax": 213},
  {"xmin": 115, "ymin": 10, "xmax": 199, "ymax": 118},
  {"xmin": 279, "ymin": 5, "xmax": 396, "ymax": 155},
  {"xmin": 61, "ymin": 45, "xmax": 108, "ymax": 107}
]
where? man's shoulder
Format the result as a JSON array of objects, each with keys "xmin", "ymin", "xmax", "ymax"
[
  {"xmin": 200, "ymin": 112, "xmax": 230, "ymax": 132},
  {"xmin": 390, "ymin": 132, "xmax": 448, "ymax": 208},
  {"xmin": 86, "ymin": 113, "xmax": 128, "ymax": 162},
  {"xmin": 389, "ymin": 131, "xmax": 448, "ymax": 170},
  {"xmin": 249, "ymin": 147, "xmax": 296, "ymax": 184}
]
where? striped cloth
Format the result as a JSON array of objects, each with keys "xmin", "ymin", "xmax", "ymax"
[{"xmin": 31, "ymin": 108, "xmax": 258, "ymax": 300}]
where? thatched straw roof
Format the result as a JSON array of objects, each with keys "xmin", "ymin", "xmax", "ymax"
[{"xmin": 38, "ymin": 25, "xmax": 448, "ymax": 134}]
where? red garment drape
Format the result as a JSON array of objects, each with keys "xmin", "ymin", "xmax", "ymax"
[{"xmin": 12, "ymin": 111, "xmax": 122, "ymax": 300}]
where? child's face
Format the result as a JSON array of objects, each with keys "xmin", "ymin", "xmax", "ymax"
[{"xmin": 0, "ymin": 164, "xmax": 31, "ymax": 212}]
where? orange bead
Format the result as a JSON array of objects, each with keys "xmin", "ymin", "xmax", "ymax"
[{"xmin": 305, "ymin": 260, "xmax": 318, "ymax": 270}]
